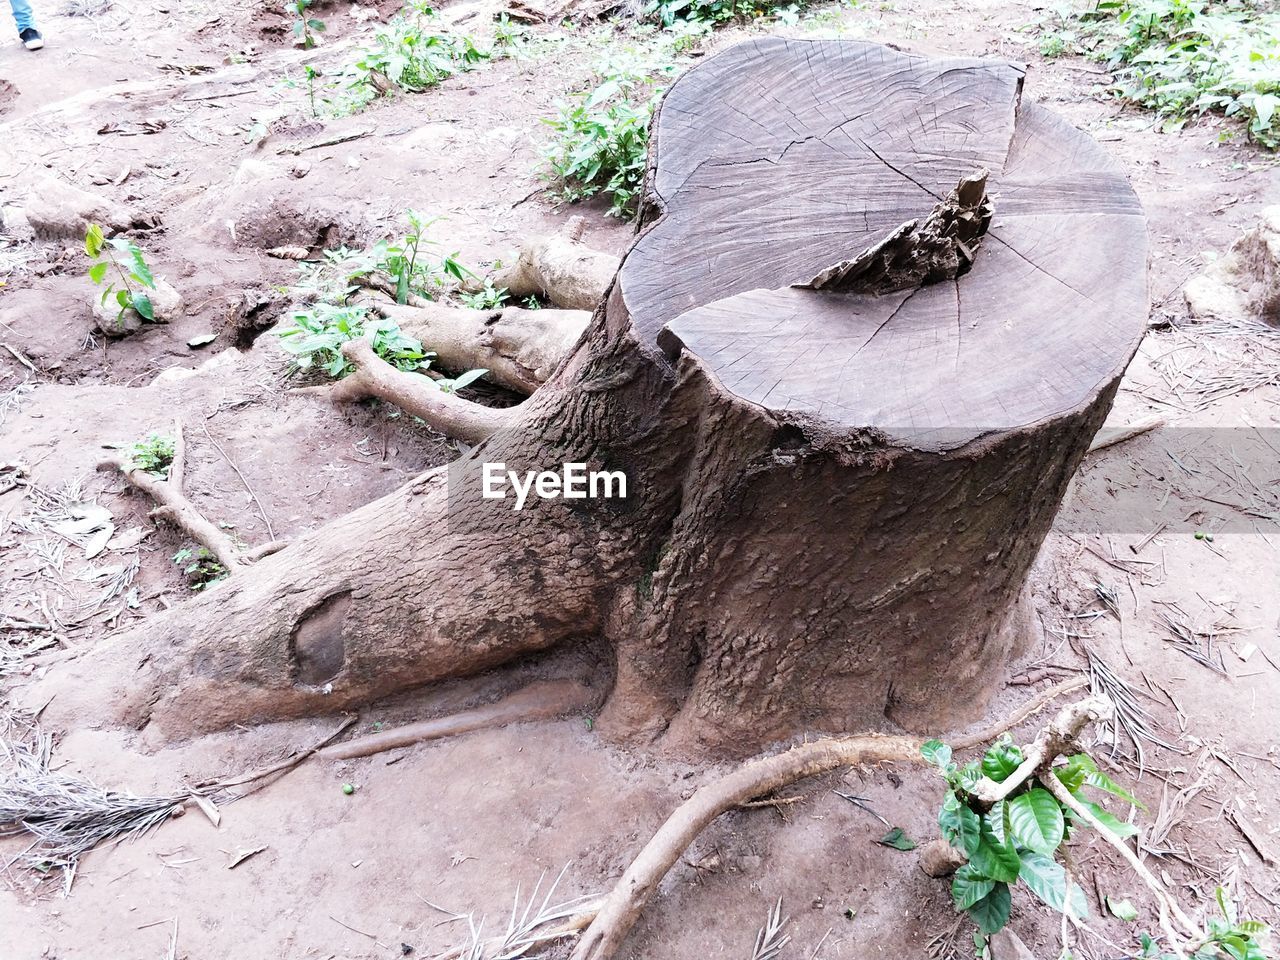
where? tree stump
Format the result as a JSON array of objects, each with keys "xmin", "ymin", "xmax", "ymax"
[{"xmin": 38, "ymin": 40, "xmax": 1147, "ymax": 757}]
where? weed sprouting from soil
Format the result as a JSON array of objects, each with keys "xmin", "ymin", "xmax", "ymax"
[
  {"xmin": 542, "ymin": 43, "xmax": 685, "ymax": 219},
  {"xmin": 125, "ymin": 432, "xmax": 175, "ymax": 479},
  {"xmin": 172, "ymin": 547, "xmax": 229, "ymax": 591},
  {"xmin": 1043, "ymin": 0, "xmax": 1280, "ymax": 147},
  {"xmin": 276, "ymin": 303, "xmax": 430, "ymax": 377},
  {"xmin": 84, "ymin": 224, "xmax": 158, "ymax": 328}
]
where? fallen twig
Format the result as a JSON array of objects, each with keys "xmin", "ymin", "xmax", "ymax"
[{"xmin": 294, "ymin": 338, "xmax": 512, "ymax": 445}]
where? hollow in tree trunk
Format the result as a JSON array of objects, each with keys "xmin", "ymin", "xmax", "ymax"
[{"xmin": 35, "ymin": 39, "xmax": 1148, "ymax": 758}]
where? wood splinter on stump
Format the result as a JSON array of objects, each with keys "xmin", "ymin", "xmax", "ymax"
[{"xmin": 37, "ymin": 40, "xmax": 1148, "ymax": 760}]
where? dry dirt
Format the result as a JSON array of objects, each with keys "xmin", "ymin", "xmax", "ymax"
[{"xmin": 1, "ymin": 0, "xmax": 1279, "ymax": 958}]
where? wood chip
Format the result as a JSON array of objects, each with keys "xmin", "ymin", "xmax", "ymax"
[{"xmin": 227, "ymin": 844, "xmax": 267, "ymax": 869}]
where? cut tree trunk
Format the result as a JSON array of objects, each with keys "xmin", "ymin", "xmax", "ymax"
[{"xmin": 35, "ymin": 40, "xmax": 1147, "ymax": 758}]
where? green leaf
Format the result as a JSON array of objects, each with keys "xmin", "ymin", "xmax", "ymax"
[
  {"xmin": 88, "ymin": 261, "xmax": 109, "ymax": 284},
  {"xmin": 1107, "ymin": 896, "xmax": 1139, "ymax": 921},
  {"xmin": 187, "ymin": 333, "xmax": 217, "ymax": 348},
  {"xmin": 939, "ymin": 792, "xmax": 982, "ymax": 857},
  {"xmin": 1075, "ymin": 798, "xmax": 1139, "ymax": 838},
  {"xmin": 921, "ymin": 739, "xmax": 952, "ymax": 769},
  {"xmin": 116, "ymin": 288, "xmax": 130, "ymax": 309},
  {"xmin": 969, "ymin": 818, "xmax": 1020, "ymax": 884},
  {"xmin": 128, "ymin": 246, "xmax": 156, "ymax": 289},
  {"xmin": 981, "ymin": 738, "xmax": 1023, "ymax": 783},
  {"xmin": 1085, "ymin": 769, "xmax": 1143, "ymax": 809},
  {"xmin": 1017, "ymin": 850, "xmax": 1088, "ymax": 919},
  {"xmin": 876, "ymin": 827, "xmax": 916, "ymax": 851},
  {"xmin": 1007, "ymin": 788, "xmax": 1065, "ymax": 856},
  {"xmin": 447, "ymin": 367, "xmax": 487, "ymax": 392},
  {"xmin": 132, "ymin": 293, "xmax": 155, "ymax": 321},
  {"xmin": 84, "ymin": 223, "xmax": 104, "ymax": 257},
  {"xmin": 966, "ymin": 883, "xmax": 1011, "ymax": 936},
  {"xmin": 951, "ymin": 864, "xmax": 995, "ymax": 911},
  {"xmin": 1055, "ymin": 754, "xmax": 1096, "ymax": 794}
]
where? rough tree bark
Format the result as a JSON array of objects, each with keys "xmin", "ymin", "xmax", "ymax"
[{"xmin": 35, "ymin": 40, "xmax": 1147, "ymax": 757}]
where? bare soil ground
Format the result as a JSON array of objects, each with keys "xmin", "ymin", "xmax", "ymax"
[{"xmin": 1, "ymin": 1, "xmax": 1278, "ymax": 958}]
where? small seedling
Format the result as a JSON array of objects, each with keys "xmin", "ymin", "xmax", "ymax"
[
  {"xmin": 375, "ymin": 210, "xmax": 474, "ymax": 304},
  {"xmin": 287, "ymin": 0, "xmax": 325, "ymax": 49},
  {"xmin": 172, "ymin": 547, "xmax": 228, "ymax": 591},
  {"xmin": 126, "ymin": 433, "xmax": 175, "ymax": 479},
  {"xmin": 459, "ymin": 280, "xmax": 508, "ymax": 310},
  {"xmin": 85, "ymin": 223, "xmax": 158, "ymax": 327},
  {"xmin": 434, "ymin": 368, "xmax": 488, "ymax": 394}
]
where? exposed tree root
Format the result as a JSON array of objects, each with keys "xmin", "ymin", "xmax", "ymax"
[
  {"xmin": 476, "ymin": 216, "xmax": 620, "ymax": 311},
  {"xmin": 318, "ymin": 678, "xmax": 597, "ymax": 761},
  {"xmin": 293, "ymin": 338, "xmax": 514, "ymax": 444},
  {"xmin": 970, "ymin": 695, "xmax": 1109, "ymax": 807},
  {"xmin": 98, "ymin": 421, "xmax": 285, "ymax": 573},
  {"xmin": 570, "ymin": 679, "xmax": 1087, "ymax": 960},
  {"xmin": 372, "ymin": 299, "xmax": 589, "ymax": 395},
  {"xmin": 1040, "ymin": 772, "xmax": 1201, "ymax": 958}
]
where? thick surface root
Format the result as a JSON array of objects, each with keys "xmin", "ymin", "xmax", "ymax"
[
  {"xmin": 482, "ymin": 216, "xmax": 619, "ymax": 311},
  {"xmin": 376, "ymin": 299, "xmax": 589, "ymax": 394},
  {"xmin": 571, "ymin": 680, "xmax": 1087, "ymax": 960},
  {"xmin": 294, "ymin": 338, "xmax": 514, "ymax": 444},
  {"xmin": 99, "ymin": 421, "xmax": 284, "ymax": 571}
]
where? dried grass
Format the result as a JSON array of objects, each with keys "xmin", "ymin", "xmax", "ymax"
[{"xmin": 0, "ymin": 720, "xmax": 184, "ymax": 883}]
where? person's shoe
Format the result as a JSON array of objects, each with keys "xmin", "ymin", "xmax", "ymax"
[{"xmin": 19, "ymin": 28, "xmax": 43, "ymax": 50}]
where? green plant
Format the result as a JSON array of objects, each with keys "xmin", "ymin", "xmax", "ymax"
[
  {"xmin": 542, "ymin": 52, "xmax": 680, "ymax": 219},
  {"xmin": 646, "ymin": 0, "xmax": 803, "ymax": 27},
  {"xmin": 435, "ymin": 368, "xmax": 488, "ymax": 393},
  {"xmin": 172, "ymin": 548, "xmax": 227, "ymax": 591},
  {"xmin": 126, "ymin": 433, "xmax": 175, "ymax": 479},
  {"xmin": 459, "ymin": 280, "xmax": 508, "ymax": 309},
  {"xmin": 923, "ymin": 738, "xmax": 1139, "ymax": 938},
  {"xmin": 1069, "ymin": 0, "xmax": 1280, "ymax": 147},
  {"xmin": 84, "ymin": 224, "xmax": 157, "ymax": 327},
  {"xmin": 373, "ymin": 210, "xmax": 474, "ymax": 304},
  {"xmin": 287, "ymin": 0, "xmax": 325, "ymax": 49},
  {"xmin": 1139, "ymin": 888, "xmax": 1272, "ymax": 960},
  {"xmin": 349, "ymin": 3, "xmax": 488, "ymax": 98},
  {"xmin": 275, "ymin": 303, "xmax": 429, "ymax": 378},
  {"xmin": 302, "ymin": 63, "xmax": 320, "ymax": 116}
]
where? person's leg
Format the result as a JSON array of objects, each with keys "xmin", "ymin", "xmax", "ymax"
[{"xmin": 10, "ymin": 0, "xmax": 35, "ymax": 33}]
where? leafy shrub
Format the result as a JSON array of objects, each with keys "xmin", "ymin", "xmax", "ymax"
[
  {"xmin": 542, "ymin": 52, "xmax": 680, "ymax": 219},
  {"xmin": 923, "ymin": 737, "xmax": 1274, "ymax": 959},
  {"xmin": 349, "ymin": 2, "xmax": 488, "ymax": 99},
  {"xmin": 922, "ymin": 737, "xmax": 1130, "ymax": 938},
  {"xmin": 1071, "ymin": 0, "xmax": 1280, "ymax": 147},
  {"xmin": 647, "ymin": 0, "xmax": 801, "ymax": 26},
  {"xmin": 276, "ymin": 304, "xmax": 430, "ymax": 378},
  {"xmin": 126, "ymin": 433, "xmax": 175, "ymax": 478}
]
